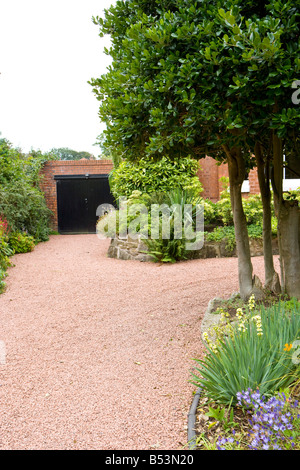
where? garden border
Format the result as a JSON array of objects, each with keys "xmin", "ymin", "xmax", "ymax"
[
  {"xmin": 187, "ymin": 387, "xmax": 202, "ymax": 449},
  {"xmin": 187, "ymin": 293, "xmax": 240, "ymax": 449}
]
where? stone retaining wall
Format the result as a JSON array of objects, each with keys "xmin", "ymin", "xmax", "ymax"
[
  {"xmin": 107, "ymin": 236, "xmax": 279, "ymax": 262},
  {"xmin": 107, "ymin": 235, "xmax": 153, "ymax": 262}
]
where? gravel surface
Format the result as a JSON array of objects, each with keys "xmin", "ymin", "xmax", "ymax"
[{"xmin": 0, "ymin": 235, "xmax": 275, "ymax": 450}]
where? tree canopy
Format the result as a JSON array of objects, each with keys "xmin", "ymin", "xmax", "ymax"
[
  {"xmin": 90, "ymin": 0, "xmax": 298, "ymax": 164},
  {"xmin": 50, "ymin": 147, "xmax": 96, "ymax": 160},
  {"xmin": 90, "ymin": 0, "xmax": 300, "ymax": 299}
]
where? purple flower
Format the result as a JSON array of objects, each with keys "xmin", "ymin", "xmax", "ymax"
[{"xmin": 234, "ymin": 388, "xmax": 298, "ymax": 450}]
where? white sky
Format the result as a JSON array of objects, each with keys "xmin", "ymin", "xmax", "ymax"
[{"xmin": 0, "ymin": 0, "xmax": 116, "ymax": 157}]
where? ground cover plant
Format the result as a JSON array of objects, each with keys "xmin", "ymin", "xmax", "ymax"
[{"xmin": 190, "ymin": 295, "xmax": 300, "ymax": 450}]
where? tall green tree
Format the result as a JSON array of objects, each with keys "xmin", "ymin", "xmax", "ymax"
[
  {"xmin": 50, "ymin": 147, "xmax": 96, "ymax": 160},
  {"xmin": 90, "ymin": 0, "xmax": 299, "ymax": 299},
  {"xmin": 216, "ymin": 1, "xmax": 299, "ymax": 297}
]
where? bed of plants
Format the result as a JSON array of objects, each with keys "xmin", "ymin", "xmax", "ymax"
[
  {"xmin": 99, "ymin": 169, "xmax": 285, "ymax": 263},
  {"xmin": 0, "ymin": 138, "xmax": 55, "ymax": 293},
  {"xmin": 0, "ymin": 215, "xmax": 38, "ymax": 293},
  {"xmin": 190, "ymin": 295, "xmax": 300, "ymax": 450}
]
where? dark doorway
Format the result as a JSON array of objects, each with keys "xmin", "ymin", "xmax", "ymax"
[{"xmin": 55, "ymin": 175, "xmax": 115, "ymax": 234}]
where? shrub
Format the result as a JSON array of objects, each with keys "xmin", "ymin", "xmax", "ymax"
[
  {"xmin": 214, "ymin": 192, "xmax": 234, "ymax": 225},
  {"xmin": 144, "ymin": 237, "xmax": 189, "ymax": 263},
  {"xmin": 0, "ymin": 237, "xmax": 13, "ymax": 271},
  {"xmin": 97, "ymin": 187, "xmax": 204, "ymax": 263},
  {"xmin": 191, "ymin": 299, "xmax": 300, "ymax": 405},
  {"xmin": 109, "ymin": 156, "xmax": 203, "ymax": 201},
  {"xmin": 284, "ymin": 187, "xmax": 300, "ymax": 203},
  {"xmin": 214, "ymin": 191, "xmax": 266, "ymax": 227},
  {"xmin": 203, "ymin": 198, "xmax": 221, "ymax": 225},
  {"xmin": 242, "ymin": 194, "xmax": 264, "ymax": 225},
  {"xmin": 0, "ymin": 216, "xmax": 13, "ymax": 293},
  {"xmin": 0, "ymin": 182, "xmax": 52, "ymax": 242},
  {"xmin": 0, "ymin": 140, "xmax": 54, "ymax": 242},
  {"xmin": 205, "ymin": 225, "xmax": 236, "ymax": 251},
  {"xmin": 97, "ymin": 190, "xmax": 152, "ymax": 238},
  {"xmin": 8, "ymin": 232, "xmax": 35, "ymax": 253}
]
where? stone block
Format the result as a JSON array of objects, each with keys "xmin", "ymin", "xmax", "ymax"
[
  {"xmin": 118, "ymin": 248, "xmax": 132, "ymax": 261},
  {"xmin": 249, "ymin": 239, "xmax": 263, "ymax": 257},
  {"xmin": 219, "ymin": 239, "xmax": 236, "ymax": 257},
  {"xmin": 107, "ymin": 245, "xmax": 118, "ymax": 258}
]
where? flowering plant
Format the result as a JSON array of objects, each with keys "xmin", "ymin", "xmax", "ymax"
[
  {"xmin": 0, "ymin": 215, "xmax": 11, "ymax": 238},
  {"xmin": 192, "ymin": 299, "xmax": 300, "ymax": 404},
  {"xmin": 216, "ymin": 388, "xmax": 300, "ymax": 450}
]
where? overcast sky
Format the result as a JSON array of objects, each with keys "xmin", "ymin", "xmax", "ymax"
[{"xmin": 0, "ymin": 0, "xmax": 116, "ymax": 157}]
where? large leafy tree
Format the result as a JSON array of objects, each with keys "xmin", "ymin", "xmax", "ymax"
[
  {"xmin": 90, "ymin": 0, "xmax": 299, "ymax": 299},
  {"xmin": 213, "ymin": 1, "xmax": 300, "ymax": 298},
  {"xmin": 50, "ymin": 147, "xmax": 96, "ymax": 160}
]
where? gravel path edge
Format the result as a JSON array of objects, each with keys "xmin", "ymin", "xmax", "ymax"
[{"xmin": 187, "ymin": 387, "xmax": 202, "ymax": 450}]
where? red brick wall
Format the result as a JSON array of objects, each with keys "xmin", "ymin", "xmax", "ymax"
[
  {"xmin": 198, "ymin": 156, "xmax": 260, "ymax": 201},
  {"xmin": 197, "ymin": 156, "xmax": 229, "ymax": 202},
  {"xmin": 40, "ymin": 159, "xmax": 113, "ymax": 231},
  {"xmin": 197, "ymin": 156, "xmax": 219, "ymax": 201},
  {"xmin": 248, "ymin": 168, "xmax": 260, "ymax": 194}
]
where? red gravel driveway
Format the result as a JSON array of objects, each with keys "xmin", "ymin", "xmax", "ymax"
[{"xmin": 0, "ymin": 235, "xmax": 272, "ymax": 450}]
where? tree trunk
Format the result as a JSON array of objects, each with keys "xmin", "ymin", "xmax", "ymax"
[
  {"xmin": 254, "ymin": 142, "xmax": 280, "ymax": 292},
  {"xmin": 225, "ymin": 147, "xmax": 256, "ymax": 300},
  {"xmin": 271, "ymin": 130, "xmax": 300, "ymax": 300},
  {"xmin": 277, "ymin": 201, "xmax": 300, "ymax": 299}
]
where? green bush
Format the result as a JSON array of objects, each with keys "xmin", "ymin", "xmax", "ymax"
[
  {"xmin": 214, "ymin": 192, "xmax": 234, "ymax": 225},
  {"xmin": 97, "ymin": 188, "xmax": 204, "ymax": 263},
  {"xmin": 144, "ymin": 237, "xmax": 190, "ymax": 263},
  {"xmin": 97, "ymin": 190, "xmax": 152, "ymax": 238},
  {"xmin": 8, "ymin": 232, "xmax": 35, "ymax": 253},
  {"xmin": 0, "ymin": 268, "xmax": 7, "ymax": 293},
  {"xmin": 0, "ymin": 237, "xmax": 13, "ymax": 271},
  {"xmin": 242, "ymin": 194, "xmax": 265, "ymax": 225},
  {"xmin": 0, "ymin": 140, "xmax": 54, "ymax": 293},
  {"xmin": 203, "ymin": 198, "xmax": 221, "ymax": 225},
  {"xmin": 205, "ymin": 225, "xmax": 236, "ymax": 251},
  {"xmin": 283, "ymin": 187, "xmax": 300, "ymax": 202},
  {"xmin": 109, "ymin": 156, "xmax": 203, "ymax": 201},
  {"xmin": 191, "ymin": 300, "xmax": 300, "ymax": 405},
  {"xmin": 214, "ymin": 191, "xmax": 266, "ymax": 227},
  {"xmin": 0, "ymin": 139, "xmax": 54, "ymax": 242},
  {"xmin": 0, "ymin": 182, "xmax": 52, "ymax": 242},
  {"xmin": 0, "ymin": 216, "xmax": 13, "ymax": 293}
]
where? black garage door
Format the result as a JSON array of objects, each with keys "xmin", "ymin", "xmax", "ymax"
[{"xmin": 55, "ymin": 174, "xmax": 115, "ymax": 234}]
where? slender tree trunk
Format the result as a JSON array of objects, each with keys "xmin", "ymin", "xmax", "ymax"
[
  {"xmin": 271, "ymin": 131, "xmax": 300, "ymax": 300},
  {"xmin": 272, "ymin": 130, "xmax": 285, "ymax": 290},
  {"xmin": 277, "ymin": 201, "xmax": 300, "ymax": 299},
  {"xmin": 254, "ymin": 142, "xmax": 280, "ymax": 292},
  {"xmin": 224, "ymin": 146, "xmax": 256, "ymax": 300}
]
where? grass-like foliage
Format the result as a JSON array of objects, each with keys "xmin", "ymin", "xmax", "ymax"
[{"xmin": 192, "ymin": 299, "xmax": 300, "ymax": 405}]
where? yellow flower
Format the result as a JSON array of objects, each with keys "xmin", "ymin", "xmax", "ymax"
[
  {"xmin": 248, "ymin": 294, "xmax": 256, "ymax": 311},
  {"xmin": 284, "ymin": 343, "xmax": 293, "ymax": 352},
  {"xmin": 236, "ymin": 308, "xmax": 244, "ymax": 320}
]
